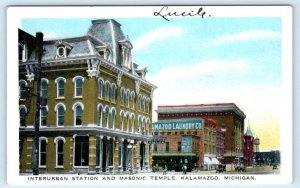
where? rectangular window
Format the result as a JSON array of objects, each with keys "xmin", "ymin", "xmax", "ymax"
[
  {"xmin": 75, "ymin": 79, "xmax": 83, "ymax": 96},
  {"xmin": 39, "ymin": 140, "xmax": 47, "ymax": 166},
  {"xmin": 57, "ymin": 140, "xmax": 64, "ymax": 166},
  {"xmin": 74, "ymin": 136, "xmax": 89, "ymax": 166},
  {"xmin": 178, "ymin": 142, "xmax": 181, "ymax": 152},
  {"xmin": 57, "ymin": 80, "xmax": 65, "ymax": 97},
  {"xmin": 154, "ymin": 143, "xmax": 157, "ymax": 152},
  {"xmin": 166, "ymin": 142, "xmax": 169, "ymax": 152},
  {"xmin": 40, "ymin": 108, "xmax": 47, "ymax": 126}
]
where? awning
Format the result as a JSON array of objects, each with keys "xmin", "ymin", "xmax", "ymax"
[
  {"xmin": 211, "ymin": 158, "xmax": 220, "ymax": 165},
  {"xmin": 204, "ymin": 157, "xmax": 212, "ymax": 165}
]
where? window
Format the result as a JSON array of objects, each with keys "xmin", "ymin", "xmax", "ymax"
[
  {"xmin": 57, "ymin": 46, "xmax": 66, "ymax": 58},
  {"xmin": 75, "ymin": 79, "xmax": 82, "ymax": 96},
  {"xmin": 55, "ymin": 77, "xmax": 66, "ymax": 98},
  {"xmin": 120, "ymin": 111, "xmax": 124, "ymax": 131},
  {"xmin": 110, "ymin": 108, "xmax": 115, "ymax": 129},
  {"xmin": 178, "ymin": 142, "xmax": 181, "ymax": 152},
  {"xmin": 40, "ymin": 107, "xmax": 48, "ymax": 126},
  {"xmin": 19, "ymin": 105, "xmax": 27, "ymax": 127},
  {"xmin": 105, "ymin": 81, "xmax": 110, "ymax": 100},
  {"xmin": 75, "ymin": 105, "xmax": 82, "ymax": 126},
  {"xmin": 55, "ymin": 138, "xmax": 65, "ymax": 166},
  {"xmin": 98, "ymin": 79, "xmax": 103, "ymax": 98},
  {"xmin": 111, "ymin": 84, "xmax": 116, "ymax": 102},
  {"xmin": 130, "ymin": 114, "xmax": 134, "ymax": 133},
  {"xmin": 166, "ymin": 142, "xmax": 169, "ymax": 152},
  {"xmin": 138, "ymin": 95, "xmax": 141, "ymax": 110},
  {"xmin": 19, "ymin": 80, "xmax": 27, "ymax": 99},
  {"xmin": 98, "ymin": 104, "xmax": 103, "ymax": 126},
  {"xmin": 39, "ymin": 138, "xmax": 47, "ymax": 166},
  {"xmin": 104, "ymin": 107, "xmax": 109, "ymax": 128},
  {"xmin": 131, "ymin": 93, "xmax": 135, "ymax": 108},
  {"xmin": 19, "ymin": 43, "xmax": 28, "ymax": 62},
  {"xmin": 154, "ymin": 143, "xmax": 157, "ymax": 152},
  {"xmin": 40, "ymin": 79, "xmax": 48, "ymax": 98},
  {"xmin": 120, "ymin": 88, "xmax": 125, "ymax": 105},
  {"xmin": 56, "ymin": 104, "xmax": 65, "ymax": 126},
  {"xmin": 74, "ymin": 136, "xmax": 89, "ymax": 166}
]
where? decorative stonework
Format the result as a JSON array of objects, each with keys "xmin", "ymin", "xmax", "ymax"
[
  {"xmin": 86, "ymin": 59, "xmax": 101, "ymax": 77},
  {"xmin": 135, "ymin": 80, "xmax": 141, "ymax": 94},
  {"xmin": 117, "ymin": 71, "xmax": 123, "ymax": 86},
  {"xmin": 25, "ymin": 65, "xmax": 35, "ymax": 82}
]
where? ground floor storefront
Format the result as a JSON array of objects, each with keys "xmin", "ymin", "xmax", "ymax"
[{"xmin": 20, "ymin": 132, "xmax": 152, "ymax": 174}]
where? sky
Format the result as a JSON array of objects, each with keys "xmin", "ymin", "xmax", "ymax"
[{"xmin": 21, "ymin": 17, "xmax": 282, "ymax": 150}]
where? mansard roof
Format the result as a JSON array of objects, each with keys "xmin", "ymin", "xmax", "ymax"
[{"xmin": 87, "ymin": 19, "xmax": 126, "ymax": 46}]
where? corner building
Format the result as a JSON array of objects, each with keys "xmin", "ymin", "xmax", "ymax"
[
  {"xmin": 156, "ymin": 103, "xmax": 246, "ymax": 164},
  {"xmin": 18, "ymin": 19, "xmax": 156, "ymax": 174}
]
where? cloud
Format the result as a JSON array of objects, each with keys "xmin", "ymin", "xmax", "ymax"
[
  {"xmin": 133, "ymin": 27, "xmax": 184, "ymax": 52},
  {"xmin": 149, "ymin": 59, "xmax": 249, "ymax": 83},
  {"xmin": 43, "ymin": 31, "xmax": 59, "ymax": 40},
  {"xmin": 210, "ymin": 30, "xmax": 280, "ymax": 46}
]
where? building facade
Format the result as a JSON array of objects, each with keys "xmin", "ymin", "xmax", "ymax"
[
  {"xmin": 156, "ymin": 103, "xmax": 246, "ymax": 164},
  {"xmin": 151, "ymin": 117, "xmax": 222, "ymax": 171},
  {"xmin": 243, "ymin": 127, "xmax": 255, "ymax": 166},
  {"xmin": 19, "ymin": 19, "xmax": 156, "ymax": 174}
]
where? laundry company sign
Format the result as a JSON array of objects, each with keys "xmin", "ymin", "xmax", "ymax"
[{"xmin": 152, "ymin": 118, "xmax": 203, "ymax": 130}]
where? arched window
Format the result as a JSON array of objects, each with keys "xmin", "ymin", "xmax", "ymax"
[
  {"xmin": 40, "ymin": 106, "xmax": 48, "ymax": 127},
  {"xmin": 130, "ymin": 114, "xmax": 134, "ymax": 133},
  {"xmin": 146, "ymin": 98, "xmax": 150, "ymax": 113},
  {"xmin": 120, "ymin": 111, "xmax": 124, "ymax": 131},
  {"xmin": 105, "ymin": 81, "xmax": 110, "ymax": 100},
  {"xmin": 75, "ymin": 106, "xmax": 82, "ymax": 126},
  {"xmin": 55, "ymin": 77, "xmax": 66, "ymax": 98},
  {"xmin": 98, "ymin": 78, "xmax": 104, "ymax": 98},
  {"xmin": 120, "ymin": 88, "xmax": 125, "ymax": 105},
  {"xmin": 54, "ymin": 137, "xmax": 65, "ymax": 167},
  {"xmin": 142, "ymin": 97, "xmax": 146, "ymax": 112},
  {"xmin": 19, "ymin": 80, "xmax": 27, "ymax": 99},
  {"xmin": 55, "ymin": 103, "xmax": 66, "ymax": 126},
  {"xmin": 126, "ymin": 90, "xmax": 130, "ymax": 107},
  {"xmin": 19, "ymin": 105, "xmax": 27, "ymax": 127},
  {"xmin": 97, "ymin": 104, "xmax": 103, "ymax": 126},
  {"xmin": 111, "ymin": 84, "xmax": 116, "ymax": 102},
  {"xmin": 138, "ymin": 95, "xmax": 141, "ymax": 110},
  {"xmin": 73, "ymin": 102, "xmax": 84, "ymax": 126},
  {"xmin": 104, "ymin": 106, "xmax": 110, "ymax": 128},
  {"xmin": 131, "ymin": 92, "xmax": 135, "ymax": 109},
  {"xmin": 138, "ymin": 116, "xmax": 142, "ymax": 133},
  {"xmin": 39, "ymin": 137, "xmax": 48, "ymax": 167},
  {"xmin": 110, "ymin": 108, "xmax": 116, "ymax": 129},
  {"xmin": 40, "ymin": 78, "xmax": 48, "ymax": 98}
]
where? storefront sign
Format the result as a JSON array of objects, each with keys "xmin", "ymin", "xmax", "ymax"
[{"xmin": 152, "ymin": 118, "xmax": 203, "ymax": 130}]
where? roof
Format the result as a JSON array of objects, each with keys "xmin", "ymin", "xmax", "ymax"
[
  {"xmin": 245, "ymin": 128, "xmax": 254, "ymax": 136},
  {"xmin": 156, "ymin": 103, "xmax": 246, "ymax": 119},
  {"xmin": 87, "ymin": 19, "xmax": 125, "ymax": 45}
]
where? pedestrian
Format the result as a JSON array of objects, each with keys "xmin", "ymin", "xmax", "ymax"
[
  {"xmin": 182, "ymin": 165, "xmax": 187, "ymax": 175},
  {"xmin": 163, "ymin": 165, "xmax": 167, "ymax": 175}
]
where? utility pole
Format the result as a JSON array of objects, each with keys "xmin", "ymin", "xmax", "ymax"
[{"xmin": 32, "ymin": 32, "xmax": 43, "ymax": 175}]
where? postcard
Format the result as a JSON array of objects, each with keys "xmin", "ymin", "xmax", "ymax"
[{"xmin": 6, "ymin": 6, "xmax": 292, "ymax": 185}]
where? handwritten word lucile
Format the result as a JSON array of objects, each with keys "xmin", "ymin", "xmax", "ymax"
[{"xmin": 154, "ymin": 6, "xmax": 211, "ymax": 21}]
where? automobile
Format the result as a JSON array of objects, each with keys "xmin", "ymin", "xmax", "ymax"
[{"xmin": 272, "ymin": 163, "xmax": 278, "ymax": 170}]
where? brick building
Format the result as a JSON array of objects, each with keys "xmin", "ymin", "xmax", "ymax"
[
  {"xmin": 156, "ymin": 103, "xmax": 246, "ymax": 164},
  {"xmin": 151, "ymin": 118, "xmax": 220, "ymax": 171},
  {"xmin": 243, "ymin": 126, "xmax": 255, "ymax": 166},
  {"xmin": 18, "ymin": 19, "xmax": 156, "ymax": 174}
]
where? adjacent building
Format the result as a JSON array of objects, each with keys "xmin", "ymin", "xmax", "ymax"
[
  {"xmin": 156, "ymin": 103, "xmax": 246, "ymax": 164},
  {"xmin": 243, "ymin": 126, "xmax": 255, "ymax": 166},
  {"xmin": 19, "ymin": 19, "xmax": 156, "ymax": 174}
]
